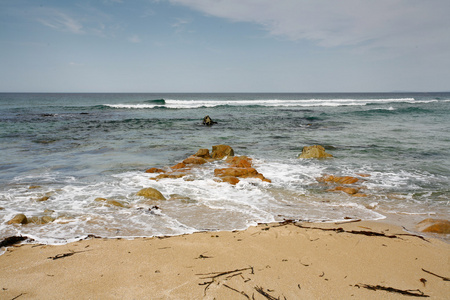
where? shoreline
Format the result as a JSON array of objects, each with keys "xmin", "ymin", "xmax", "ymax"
[{"xmin": 1, "ymin": 219, "xmax": 449, "ymax": 299}]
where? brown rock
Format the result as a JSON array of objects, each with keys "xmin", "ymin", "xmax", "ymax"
[
  {"xmin": 136, "ymin": 188, "xmax": 166, "ymax": 200},
  {"xmin": 182, "ymin": 156, "xmax": 207, "ymax": 165},
  {"xmin": 317, "ymin": 175, "xmax": 359, "ymax": 185},
  {"xmin": 220, "ymin": 176, "xmax": 240, "ymax": 185},
  {"xmin": 29, "ymin": 185, "xmax": 41, "ymax": 189},
  {"xmin": 298, "ymin": 145, "xmax": 333, "ymax": 159},
  {"xmin": 211, "ymin": 144, "xmax": 234, "ymax": 159},
  {"xmin": 352, "ymin": 193, "xmax": 368, "ymax": 197},
  {"xmin": 107, "ymin": 200, "xmax": 126, "ymax": 208},
  {"xmin": 94, "ymin": 198, "xmax": 126, "ymax": 207},
  {"xmin": 328, "ymin": 186, "xmax": 359, "ymax": 195},
  {"xmin": 194, "ymin": 148, "xmax": 211, "ymax": 158},
  {"xmin": 416, "ymin": 218, "xmax": 450, "ymax": 234},
  {"xmin": 41, "ymin": 216, "xmax": 55, "ymax": 223},
  {"xmin": 36, "ymin": 195, "xmax": 50, "ymax": 202},
  {"xmin": 150, "ymin": 173, "xmax": 187, "ymax": 181},
  {"xmin": 214, "ymin": 167, "xmax": 270, "ymax": 183},
  {"xmin": 227, "ymin": 156, "xmax": 252, "ymax": 168},
  {"xmin": 171, "ymin": 162, "xmax": 187, "ymax": 170},
  {"xmin": 145, "ymin": 168, "xmax": 165, "ymax": 173},
  {"xmin": 7, "ymin": 214, "xmax": 28, "ymax": 225},
  {"xmin": 214, "ymin": 167, "xmax": 259, "ymax": 178}
]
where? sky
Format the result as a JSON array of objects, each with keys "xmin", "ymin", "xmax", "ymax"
[{"xmin": 1, "ymin": 0, "xmax": 449, "ymax": 93}]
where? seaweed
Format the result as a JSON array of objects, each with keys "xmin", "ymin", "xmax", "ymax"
[{"xmin": 0, "ymin": 236, "xmax": 33, "ymax": 248}]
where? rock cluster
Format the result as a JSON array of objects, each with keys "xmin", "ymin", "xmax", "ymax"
[
  {"xmin": 6, "ymin": 213, "xmax": 55, "ymax": 225},
  {"xmin": 144, "ymin": 144, "xmax": 270, "ymax": 186}
]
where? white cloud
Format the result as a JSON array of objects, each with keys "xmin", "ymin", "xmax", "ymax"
[
  {"xmin": 171, "ymin": 17, "xmax": 193, "ymax": 33},
  {"xmin": 169, "ymin": 0, "xmax": 450, "ymax": 51},
  {"xmin": 38, "ymin": 10, "xmax": 84, "ymax": 34},
  {"xmin": 129, "ymin": 34, "xmax": 142, "ymax": 43}
]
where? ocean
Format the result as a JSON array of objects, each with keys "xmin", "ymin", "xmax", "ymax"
[{"xmin": 1, "ymin": 92, "xmax": 449, "ymax": 244}]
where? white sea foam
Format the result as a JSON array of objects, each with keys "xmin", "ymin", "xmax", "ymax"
[
  {"xmin": 1, "ymin": 158, "xmax": 392, "ymax": 244},
  {"xmin": 103, "ymin": 97, "xmax": 433, "ymax": 109}
]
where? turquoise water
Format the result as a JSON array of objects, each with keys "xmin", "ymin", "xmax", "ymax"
[{"xmin": 1, "ymin": 93, "xmax": 449, "ymax": 243}]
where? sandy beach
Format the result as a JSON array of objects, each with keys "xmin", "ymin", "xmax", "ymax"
[{"xmin": 1, "ymin": 220, "xmax": 449, "ymax": 299}]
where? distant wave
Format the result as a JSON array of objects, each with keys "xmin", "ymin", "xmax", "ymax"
[
  {"xmin": 143, "ymin": 99, "xmax": 166, "ymax": 105},
  {"xmin": 100, "ymin": 97, "xmax": 442, "ymax": 109}
]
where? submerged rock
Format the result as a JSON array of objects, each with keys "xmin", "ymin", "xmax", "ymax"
[
  {"xmin": 318, "ymin": 175, "xmax": 360, "ymax": 185},
  {"xmin": 298, "ymin": 145, "xmax": 333, "ymax": 159},
  {"xmin": 145, "ymin": 167, "xmax": 165, "ymax": 173},
  {"xmin": 27, "ymin": 216, "xmax": 55, "ymax": 224},
  {"xmin": 7, "ymin": 214, "xmax": 28, "ymax": 225},
  {"xmin": 416, "ymin": 218, "xmax": 450, "ymax": 234},
  {"xmin": 182, "ymin": 156, "xmax": 208, "ymax": 165},
  {"xmin": 136, "ymin": 187, "xmax": 166, "ymax": 200},
  {"xmin": 150, "ymin": 173, "xmax": 187, "ymax": 181},
  {"xmin": 171, "ymin": 162, "xmax": 187, "ymax": 170},
  {"xmin": 95, "ymin": 198, "xmax": 127, "ymax": 208},
  {"xmin": 218, "ymin": 176, "xmax": 240, "ymax": 185}
]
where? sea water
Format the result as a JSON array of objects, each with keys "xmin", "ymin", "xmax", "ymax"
[{"xmin": 0, "ymin": 93, "xmax": 449, "ymax": 244}]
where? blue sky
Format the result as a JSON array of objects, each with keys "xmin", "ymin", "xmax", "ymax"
[{"xmin": 1, "ymin": 0, "xmax": 449, "ymax": 92}]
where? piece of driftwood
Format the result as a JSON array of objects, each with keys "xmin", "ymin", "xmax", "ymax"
[
  {"xmin": 0, "ymin": 236, "xmax": 32, "ymax": 248},
  {"xmin": 254, "ymin": 286, "xmax": 283, "ymax": 300},
  {"xmin": 422, "ymin": 268, "xmax": 450, "ymax": 281},
  {"xmin": 223, "ymin": 284, "xmax": 250, "ymax": 299},
  {"xmin": 48, "ymin": 252, "xmax": 75, "ymax": 260},
  {"xmin": 355, "ymin": 284, "xmax": 429, "ymax": 297},
  {"xmin": 47, "ymin": 250, "xmax": 90, "ymax": 260},
  {"xmin": 197, "ymin": 267, "xmax": 254, "ymax": 295},
  {"xmin": 11, "ymin": 293, "xmax": 26, "ymax": 300}
]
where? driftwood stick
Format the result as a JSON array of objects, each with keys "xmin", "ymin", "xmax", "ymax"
[
  {"xmin": 11, "ymin": 293, "xmax": 26, "ymax": 300},
  {"xmin": 197, "ymin": 266, "xmax": 254, "ymax": 295},
  {"xmin": 254, "ymin": 286, "xmax": 279, "ymax": 300},
  {"xmin": 355, "ymin": 284, "xmax": 429, "ymax": 297},
  {"xmin": 223, "ymin": 284, "xmax": 250, "ymax": 299},
  {"xmin": 422, "ymin": 268, "xmax": 450, "ymax": 281},
  {"xmin": 197, "ymin": 266, "xmax": 254, "ymax": 279},
  {"xmin": 47, "ymin": 250, "xmax": 90, "ymax": 260}
]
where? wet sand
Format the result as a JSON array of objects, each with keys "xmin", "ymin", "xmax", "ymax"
[{"xmin": 1, "ymin": 220, "xmax": 449, "ymax": 299}]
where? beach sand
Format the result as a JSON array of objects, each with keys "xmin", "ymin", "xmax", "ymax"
[{"xmin": 1, "ymin": 221, "xmax": 449, "ymax": 299}]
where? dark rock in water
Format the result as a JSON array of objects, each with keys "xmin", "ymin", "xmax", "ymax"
[
  {"xmin": 203, "ymin": 115, "xmax": 217, "ymax": 126},
  {"xmin": 298, "ymin": 145, "xmax": 333, "ymax": 159}
]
